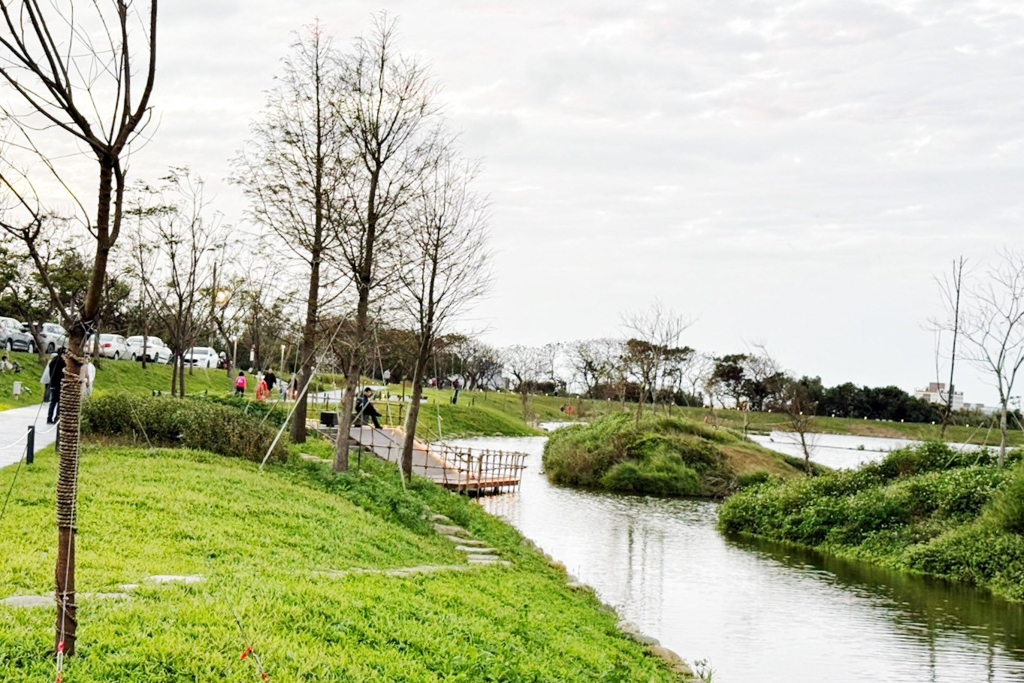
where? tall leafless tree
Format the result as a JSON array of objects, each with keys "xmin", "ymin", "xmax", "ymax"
[
  {"xmin": 931, "ymin": 256, "xmax": 966, "ymax": 439},
  {"xmin": 234, "ymin": 23, "xmax": 347, "ymax": 443},
  {"xmin": 396, "ymin": 145, "xmax": 490, "ymax": 479},
  {"xmin": 0, "ymin": 0, "xmax": 157, "ymax": 656},
  {"xmin": 133, "ymin": 170, "xmax": 224, "ymax": 396},
  {"xmin": 503, "ymin": 344, "xmax": 545, "ymax": 420},
  {"xmin": 621, "ymin": 302, "xmax": 692, "ymax": 424},
  {"xmin": 333, "ymin": 15, "xmax": 440, "ymax": 472},
  {"xmin": 954, "ymin": 249, "xmax": 1024, "ymax": 466}
]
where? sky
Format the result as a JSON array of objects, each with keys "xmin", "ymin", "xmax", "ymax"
[{"xmin": 61, "ymin": 1, "xmax": 1024, "ymax": 404}]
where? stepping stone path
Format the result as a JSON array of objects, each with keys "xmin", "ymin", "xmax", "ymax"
[
  {"xmin": 0, "ymin": 575, "xmax": 205, "ymax": 609},
  {"xmin": 430, "ymin": 515, "xmax": 510, "ymax": 568}
]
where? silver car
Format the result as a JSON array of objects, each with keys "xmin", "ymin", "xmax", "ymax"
[
  {"xmin": 0, "ymin": 317, "xmax": 33, "ymax": 352},
  {"xmin": 38, "ymin": 322, "xmax": 67, "ymax": 353},
  {"xmin": 125, "ymin": 335, "xmax": 172, "ymax": 363}
]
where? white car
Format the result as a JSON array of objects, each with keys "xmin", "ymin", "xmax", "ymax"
[
  {"xmin": 39, "ymin": 322, "xmax": 67, "ymax": 353},
  {"xmin": 183, "ymin": 346, "xmax": 218, "ymax": 369},
  {"xmin": 126, "ymin": 335, "xmax": 172, "ymax": 363},
  {"xmin": 88, "ymin": 333, "xmax": 129, "ymax": 360}
]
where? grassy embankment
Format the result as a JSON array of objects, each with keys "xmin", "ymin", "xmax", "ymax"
[
  {"xmin": 719, "ymin": 442, "xmax": 1024, "ymax": 601},
  {"xmin": 0, "ymin": 437, "xmax": 685, "ymax": 681},
  {"xmin": 542, "ymin": 413, "xmax": 815, "ymax": 498}
]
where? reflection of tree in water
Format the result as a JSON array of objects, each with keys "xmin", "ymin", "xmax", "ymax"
[
  {"xmin": 728, "ymin": 534, "xmax": 1024, "ymax": 679},
  {"xmin": 622, "ymin": 506, "xmax": 667, "ymax": 635}
]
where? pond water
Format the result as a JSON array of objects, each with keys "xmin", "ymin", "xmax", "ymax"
[
  {"xmin": 445, "ymin": 435, "xmax": 1024, "ymax": 683},
  {"xmin": 748, "ymin": 431, "xmax": 982, "ymax": 470}
]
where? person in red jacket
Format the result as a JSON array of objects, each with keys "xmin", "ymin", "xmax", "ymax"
[{"xmin": 235, "ymin": 371, "xmax": 247, "ymax": 397}]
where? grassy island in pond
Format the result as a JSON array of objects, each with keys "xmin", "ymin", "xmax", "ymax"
[
  {"xmin": 542, "ymin": 413, "xmax": 812, "ymax": 497},
  {"xmin": 719, "ymin": 442, "xmax": 1024, "ymax": 601}
]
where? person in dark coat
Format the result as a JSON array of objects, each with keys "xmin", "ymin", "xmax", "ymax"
[
  {"xmin": 46, "ymin": 348, "xmax": 66, "ymax": 424},
  {"xmin": 264, "ymin": 369, "xmax": 277, "ymax": 393},
  {"xmin": 354, "ymin": 387, "xmax": 382, "ymax": 429}
]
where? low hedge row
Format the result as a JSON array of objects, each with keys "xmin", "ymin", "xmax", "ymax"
[{"xmin": 81, "ymin": 394, "xmax": 288, "ymax": 463}]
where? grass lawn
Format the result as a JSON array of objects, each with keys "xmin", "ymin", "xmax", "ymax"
[{"xmin": 0, "ymin": 444, "xmax": 681, "ymax": 681}]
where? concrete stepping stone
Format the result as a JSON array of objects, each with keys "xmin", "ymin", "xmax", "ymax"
[
  {"xmin": 147, "ymin": 575, "xmax": 204, "ymax": 585},
  {"xmin": 433, "ymin": 523, "xmax": 469, "ymax": 537},
  {"xmin": 447, "ymin": 535, "xmax": 486, "ymax": 546},
  {"xmin": 1, "ymin": 595, "xmax": 52, "ymax": 608},
  {"xmin": 2, "ymin": 592, "xmax": 132, "ymax": 608},
  {"xmin": 429, "ymin": 514, "xmax": 451, "ymax": 523},
  {"xmin": 457, "ymin": 546, "xmax": 497, "ymax": 554}
]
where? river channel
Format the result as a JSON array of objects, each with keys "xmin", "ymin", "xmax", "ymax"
[{"xmin": 445, "ymin": 435, "xmax": 1024, "ymax": 683}]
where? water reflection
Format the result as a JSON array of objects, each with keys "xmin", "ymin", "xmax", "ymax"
[{"xmin": 447, "ymin": 436, "xmax": 1024, "ymax": 683}]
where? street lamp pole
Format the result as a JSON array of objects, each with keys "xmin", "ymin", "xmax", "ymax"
[{"xmin": 280, "ymin": 344, "xmax": 286, "ymax": 373}]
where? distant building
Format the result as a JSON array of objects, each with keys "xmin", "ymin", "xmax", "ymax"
[{"xmin": 915, "ymin": 382, "xmax": 964, "ymax": 411}]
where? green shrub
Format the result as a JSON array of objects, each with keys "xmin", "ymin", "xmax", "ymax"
[
  {"xmin": 718, "ymin": 442, "xmax": 1024, "ymax": 601},
  {"xmin": 737, "ymin": 471, "xmax": 772, "ymax": 488},
  {"xmin": 600, "ymin": 455, "xmax": 702, "ymax": 497},
  {"xmin": 82, "ymin": 393, "xmax": 288, "ymax": 463},
  {"xmin": 988, "ymin": 464, "xmax": 1024, "ymax": 534},
  {"xmin": 543, "ymin": 413, "xmax": 750, "ymax": 497}
]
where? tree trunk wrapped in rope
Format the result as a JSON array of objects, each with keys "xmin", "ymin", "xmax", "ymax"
[{"xmin": 55, "ymin": 357, "xmax": 83, "ymax": 656}]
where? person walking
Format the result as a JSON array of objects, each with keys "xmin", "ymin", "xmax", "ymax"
[
  {"xmin": 46, "ymin": 348, "xmax": 66, "ymax": 424},
  {"xmin": 279, "ymin": 375, "xmax": 288, "ymax": 402},
  {"xmin": 256, "ymin": 374, "xmax": 270, "ymax": 402},
  {"xmin": 234, "ymin": 371, "xmax": 247, "ymax": 397},
  {"xmin": 81, "ymin": 357, "xmax": 96, "ymax": 399},
  {"xmin": 451, "ymin": 378, "xmax": 461, "ymax": 405},
  {"xmin": 354, "ymin": 387, "xmax": 383, "ymax": 429},
  {"xmin": 264, "ymin": 368, "xmax": 277, "ymax": 394}
]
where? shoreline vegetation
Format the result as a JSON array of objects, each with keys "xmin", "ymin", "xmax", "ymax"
[
  {"xmin": 541, "ymin": 413, "xmax": 817, "ymax": 498},
  {"xmin": 718, "ymin": 442, "xmax": 1024, "ymax": 602}
]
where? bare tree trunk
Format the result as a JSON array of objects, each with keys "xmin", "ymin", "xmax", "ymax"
[
  {"xmin": 55, "ymin": 154, "xmax": 114, "ymax": 655},
  {"xmin": 401, "ymin": 353, "xmax": 428, "ymax": 480},
  {"xmin": 170, "ymin": 355, "xmax": 178, "ymax": 396},
  {"xmin": 1000, "ymin": 405, "xmax": 1008, "ymax": 467},
  {"xmin": 940, "ymin": 257, "xmax": 964, "ymax": 439},
  {"xmin": 291, "ymin": 246, "xmax": 321, "ymax": 444}
]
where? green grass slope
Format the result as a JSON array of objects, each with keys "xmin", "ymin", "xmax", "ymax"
[
  {"xmin": 542, "ymin": 413, "xmax": 809, "ymax": 498},
  {"xmin": 719, "ymin": 442, "xmax": 1024, "ymax": 601},
  {"xmin": 0, "ymin": 445, "xmax": 679, "ymax": 681}
]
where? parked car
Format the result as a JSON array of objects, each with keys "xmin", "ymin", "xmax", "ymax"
[
  {"xmin": 125, "ymin": 335, "xmax": 172, "ymax": 363},
  {"xmin": 183, "ymin": 346, "xmax": 218, "ymax": 369},
  {"xmin": 88, "ymin": 333, "xmax": 129, "ymax": 360},
  {"xmin": 39, "ymin": 322, "xmax": 67, "ymax": 353},
  {"xmin": 0, "ymin": 317, "xmax": 34, "ymax": 352}
]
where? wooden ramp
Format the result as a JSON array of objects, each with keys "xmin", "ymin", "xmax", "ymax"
[{"xmin": 347, "ymin": 425, "xmax": 526, "ymax": 495}]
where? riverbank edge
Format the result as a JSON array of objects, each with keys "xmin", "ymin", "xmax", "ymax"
[
  {"xmin": 719, "ymin": 525, "xmax": 1024, "ymax": 604},
  {"xmin": 517, "ymin": 535, "xmax": 697, "ymax": 679}
]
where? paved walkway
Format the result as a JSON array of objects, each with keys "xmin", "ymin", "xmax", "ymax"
[{"xmin": 0, "ymin": 403, "xmax": 57, "ymax": 471}]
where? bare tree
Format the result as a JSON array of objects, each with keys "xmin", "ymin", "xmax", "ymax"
[
  {"xmin": 568, "ymin": 338, "xmax": 621, "ymax": 397},
  {"xmin": 397, "ymin": 145, "xmax": 490, "ymax": 479},
  {"xmin": 782, "ymin": 377, "xmax": 818, "ymax": 474},
  {"xmin": 234, "ymin": 23, "xmax": 347, "ymax": 443},
  {"xmin": 621, "ymin": 302, "xmax": 692, "ymax": 423},
  {"xmin": 456, "ymin": 339, "xmax": 502, "ymax": 390},
  {"xmin": 502, "ymin": 344, "xmax": 545, "ymax": 420},
  {"xmin": 133, "ymin": 170, "xmax": 224, "ymax": 396},
  {"xmin": 931, "ymin": 256, "xmax": 966, "ymax": 439},
  {"xmin": 955, "ymin": 249, "xmax": 1024, "ymax": 466},
  {"xmin": 0, "ymin": 0, "xmax": 157, "ymax": 656},
  {"xmin": 333, "ymin": 15, "xmax": 440, "ymax": 472}
]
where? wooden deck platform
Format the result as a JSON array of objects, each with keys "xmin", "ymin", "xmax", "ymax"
[{"xmin": 316, "ymin": 423, "xmax": 526, "ymax": 495}]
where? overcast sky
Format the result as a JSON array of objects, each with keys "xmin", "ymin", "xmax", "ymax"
[{"xmin": 143, "ymin": 0, "xmax": 1024, "ymax": 404}]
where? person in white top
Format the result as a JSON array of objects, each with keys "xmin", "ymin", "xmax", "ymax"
[{"xmin": 81, "ymin": 358, "xmax": 96, "ymax": 399}]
